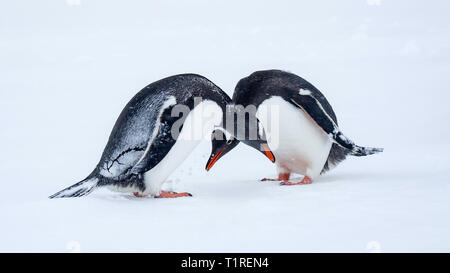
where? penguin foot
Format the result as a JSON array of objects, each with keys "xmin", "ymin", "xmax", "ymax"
[
  {"xmin": 133, "ymin": 192, "xmax": 149, "ymax": 198},
  {"xmin": 155, "ymin": 191, "xmax": 192, "ymax": 198},
  {"xmin": 261, "ymin": 173, "xmax": 291, "ymax": 182},
  {"xmin": 280, "ymin": 176, "xmax": 312, "ymax": 186},
  {"xmin": 261, "ymin": 177, "xmax": 281, "ymax": 182}
]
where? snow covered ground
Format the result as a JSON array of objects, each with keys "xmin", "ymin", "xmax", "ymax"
[{"xmin": 1, "ymin": 0, "xmax": 450, "ymax": 252}]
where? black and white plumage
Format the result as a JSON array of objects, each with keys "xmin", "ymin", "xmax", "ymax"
[
  {"xmin": 230, "ymin": 69, "xmax": 383, "ymax": 182},
  {"xmin": 50, "ymin": 74, "xmax": 231, "ymax": 198}
]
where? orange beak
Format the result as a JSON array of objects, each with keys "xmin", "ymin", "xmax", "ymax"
[
  {"xmin": 262, "ymin": 144, "xmax": 275, "ymax": 162},
  {"xmin": 206, "ymin": 148, "xmax": 225, "ymax": 171}
]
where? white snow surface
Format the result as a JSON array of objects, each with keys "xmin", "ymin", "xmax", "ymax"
[{"xmin": 1, "ymin": 0, "xmax": 450, "ymax": 252}]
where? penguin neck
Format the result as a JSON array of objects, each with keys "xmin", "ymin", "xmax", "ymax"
[
  {"xmin": 206, "ymin": 94, "xmax": 232, "ymax": 131},
  {"xmin": 213, "ymin": 101, "xmax": 233, "ymax": 134},
  {"xmin": 221, "ymin": 102, "xmax": 243, "ymax": 139},
  {"xmin": 192, "ymin": 87, "xmax": 233, "ymax": 136}
]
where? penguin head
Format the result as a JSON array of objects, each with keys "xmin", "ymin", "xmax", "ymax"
[
  {"xmin": 205, "ymin": 128, "xmax": 275, "ymax": 171},
  {"xmin": 205, "ymin": 129, "xmax": 239, "ymax": 171}
]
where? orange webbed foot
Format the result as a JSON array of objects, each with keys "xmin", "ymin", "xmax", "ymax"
[
  {"xmin": 133, "ymin": 192, "xmax": 149, "ymax": 198},
  {"xmin": 280, "ymin": 176, "xmax": 312, "ymax": 186},
  {"xmin": 261, "ymin": 173, "xmax": 291, "ymax": 182},
  {"xmin": 155, "ymin": 191, "xmax": 192, "ymax": 198},
  {"xmin": 261, "ymin": 177, "xmax": 281, "ymax": 182}
]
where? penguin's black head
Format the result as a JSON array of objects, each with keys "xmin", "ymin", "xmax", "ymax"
[
  {"xmin": 205, "ymin": 128, "xmax": 275, "ymax": 171},
  {"xmin": 205, "ymin": 129, "xmax": 240, "ymax": 171}
]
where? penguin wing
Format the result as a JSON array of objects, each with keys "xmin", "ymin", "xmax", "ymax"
[
  {"xmin": 286, "ymin": 87, "xmax": 357, "ymax": 150},
  {"xmin": 130, "ymin": 104, "xmax": 188, "ymax": 174}
]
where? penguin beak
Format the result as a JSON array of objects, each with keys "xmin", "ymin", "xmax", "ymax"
[
  {"xmin": 261, "ymin": 144, "xmax": 275, "ymax": 163},
  {"xmin": 205, "ymin": 148, "xmax": 225, "ymax": 171}
]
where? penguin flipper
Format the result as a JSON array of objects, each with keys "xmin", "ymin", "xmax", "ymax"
[
  {"xmin": 288, "ymin": 89, "xmax": 383, "ymax": 156},
  {"xmin": 130, "ymin": 106, "xmax": 182, "ymax": 174}
]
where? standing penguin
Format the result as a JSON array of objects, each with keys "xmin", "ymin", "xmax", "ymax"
[
  {"xmin": 207, "ymin": 70, "xmax": 383, "ymax": 185},
  {"xmin": 50, "ymin": 74, "xmax": 274, "ymax": 198}
]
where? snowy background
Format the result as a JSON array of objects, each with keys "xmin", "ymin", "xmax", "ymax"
[{"xmin": 1, "ymin": 0, "xmax": 450, "ymax": 252}]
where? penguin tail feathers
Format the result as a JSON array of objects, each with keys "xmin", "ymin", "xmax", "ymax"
[
  {"xmin": 49, "ymin": 177, "xmax": 98, "ymax": 199},
  {"xmin": 349, "ymin": 145, "xmax": 384, "ymax": 157}
]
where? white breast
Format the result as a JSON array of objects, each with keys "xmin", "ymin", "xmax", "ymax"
[
  {"xmin": 256, "ymin": 96, "xmax": 332, "ymax": 179},
  {"xmin": 143, "ymin": 100, "xmax": 223, "ymax": 195}
]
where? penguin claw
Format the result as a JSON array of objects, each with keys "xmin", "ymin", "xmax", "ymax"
[{"xmin": 155, "ymin": 191, "xmax": 192, "ymax": 198}]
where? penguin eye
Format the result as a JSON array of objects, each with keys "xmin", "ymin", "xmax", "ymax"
[{"xmin": 226, "ymin": 139, "xmax": 233, "ymax": 145}]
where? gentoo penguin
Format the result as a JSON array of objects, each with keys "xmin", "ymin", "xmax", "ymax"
[
  {"xmin": 50, "ymin": 74, "xmax": 274, "ymax": 198},
  {"xmin": 207, "ymin": 70, "xmax": 383, "ymax": 185}
]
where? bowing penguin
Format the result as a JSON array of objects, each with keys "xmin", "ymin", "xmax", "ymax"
[
  {"xmin": 207, "ymin": 70, "xmax": 383, "ymax": 185},
  {"xmin": 50, "ymin": 74, "xmax": 272, "ymax": 198}
]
